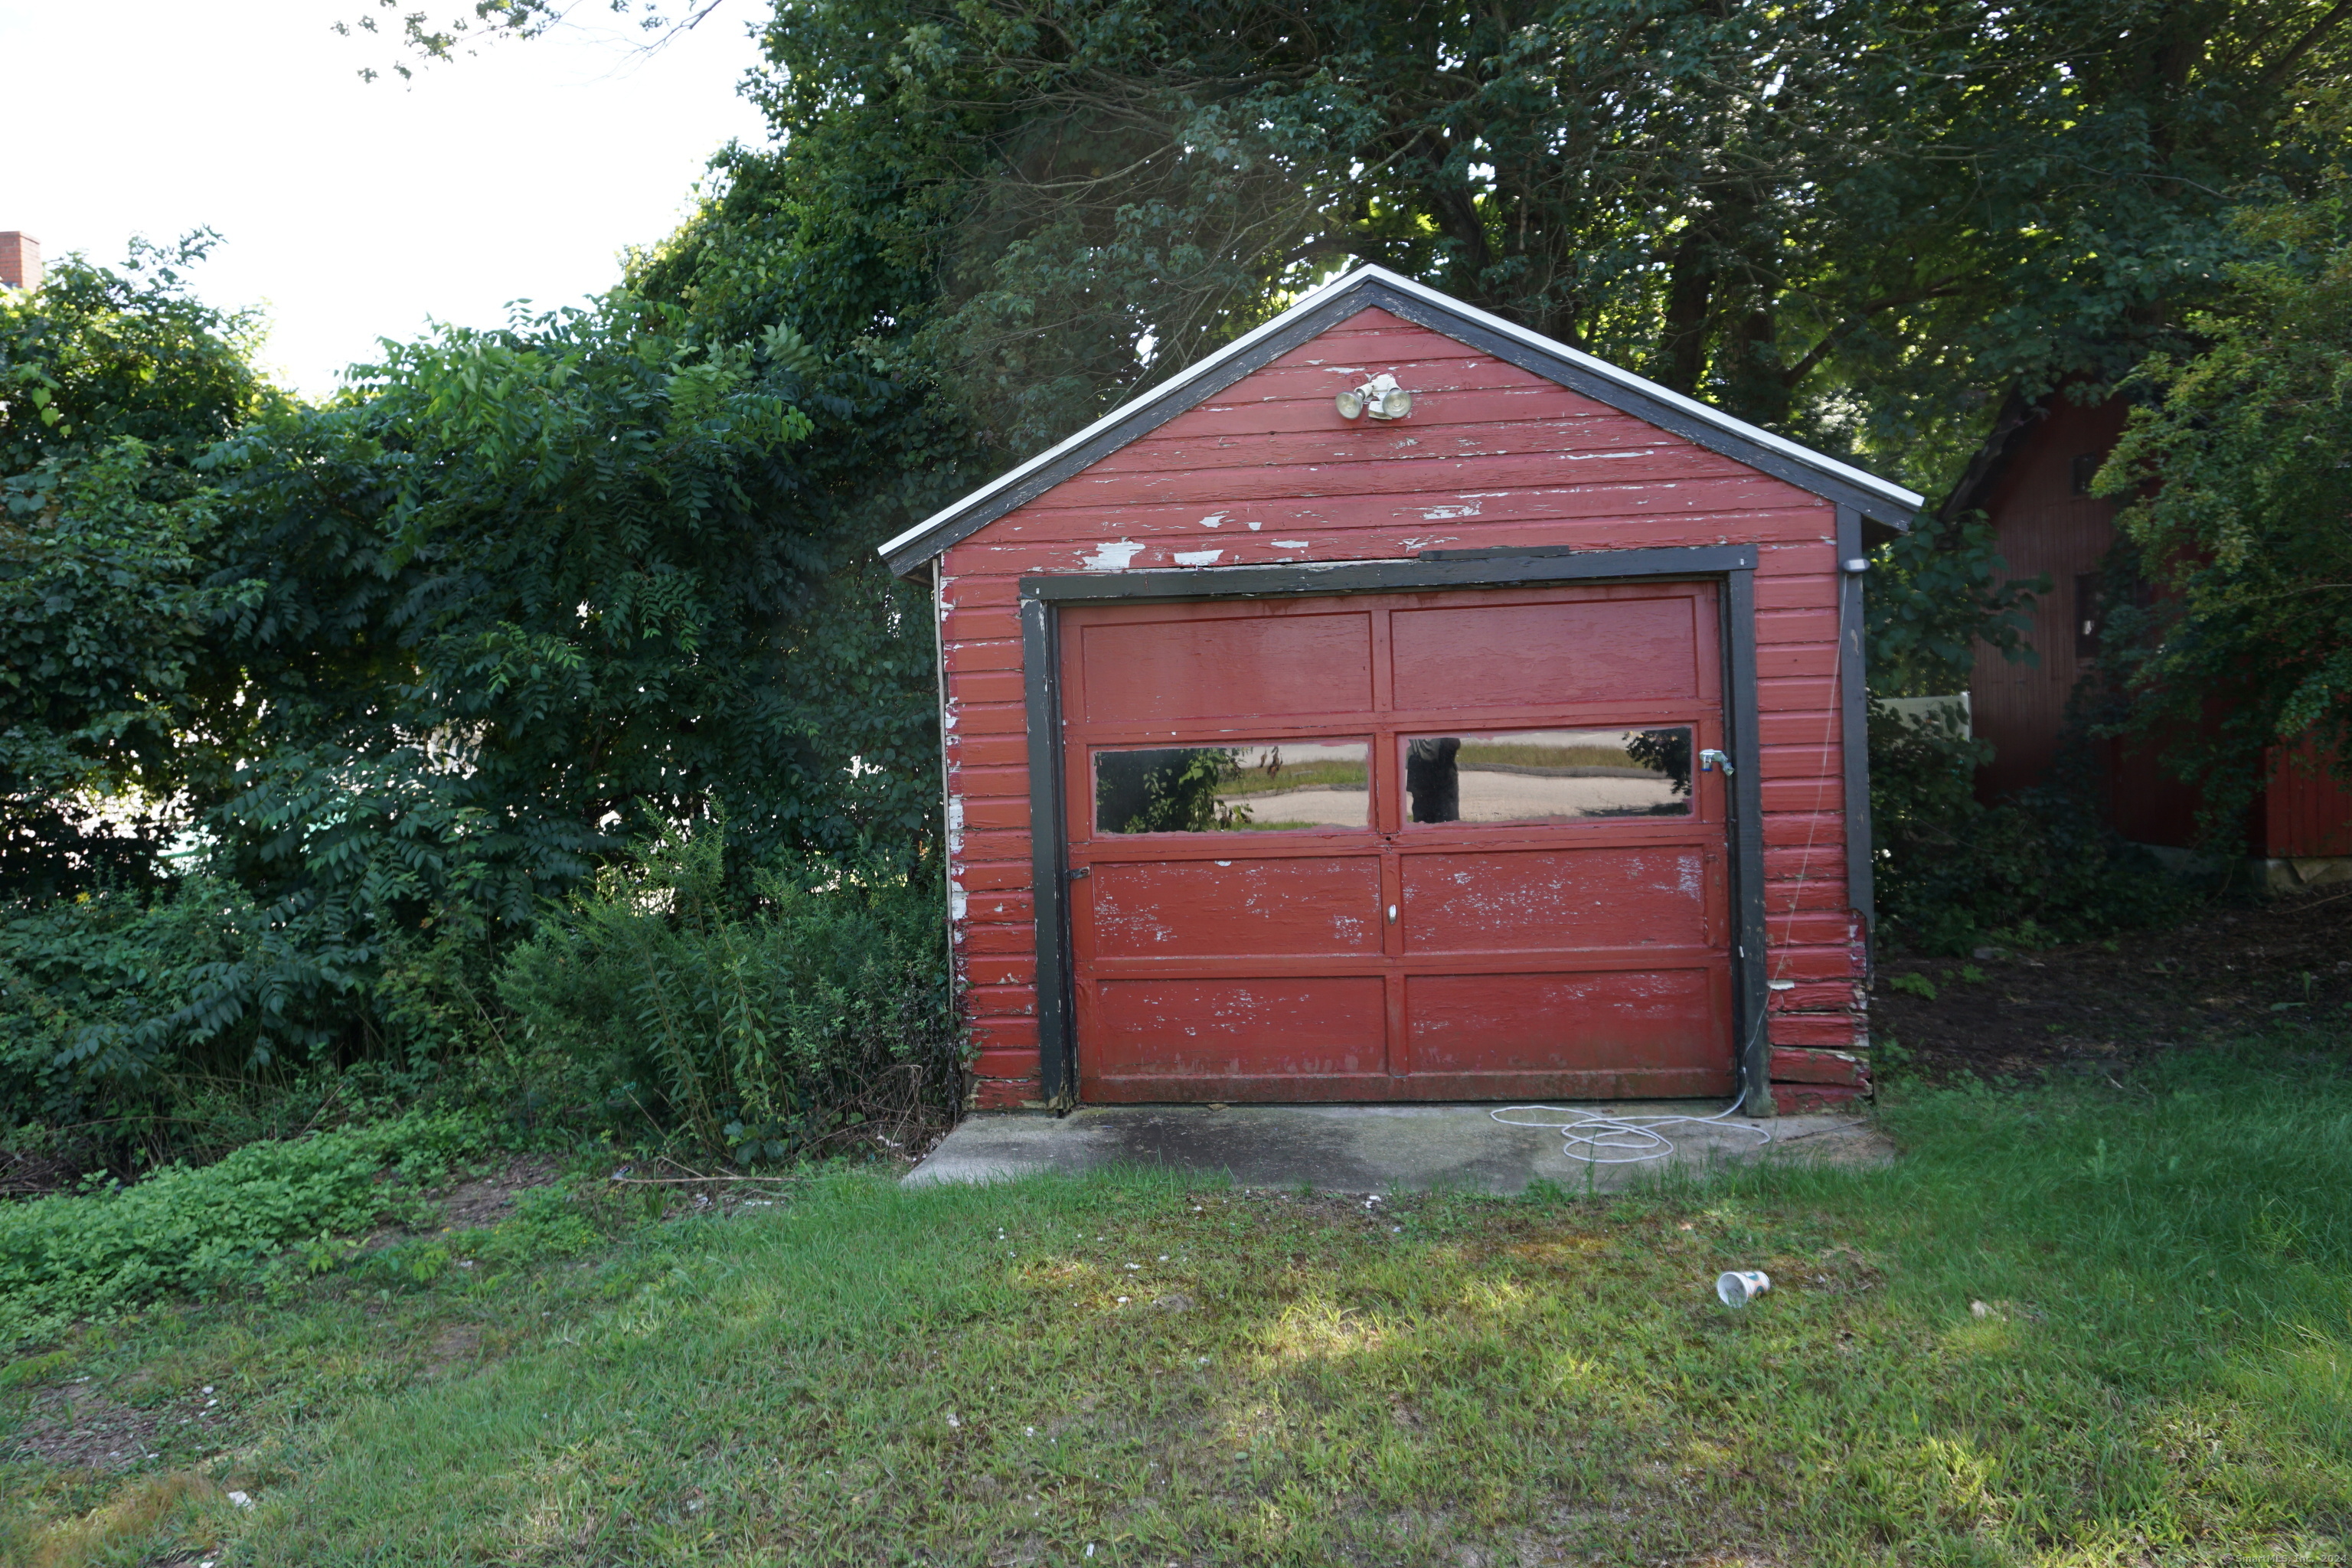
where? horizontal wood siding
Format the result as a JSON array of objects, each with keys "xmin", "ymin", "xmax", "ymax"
[
  {"xmin": 2263, "ymin": 740, "xmax": 2352, "ymax": 859},
  {"xmin": 936, "ymin": 308, "xmax": 1863, "ymax": 1107}
]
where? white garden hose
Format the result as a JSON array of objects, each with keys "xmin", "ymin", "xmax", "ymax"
[{"xmin": 1490, "ymin": 1093, "xmax": 1772, "ymax": 1165}]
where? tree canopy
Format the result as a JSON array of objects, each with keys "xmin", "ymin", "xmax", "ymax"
[{"xmin": 607, "ymin": 0, "xmax": 2350, "ymax": 488}]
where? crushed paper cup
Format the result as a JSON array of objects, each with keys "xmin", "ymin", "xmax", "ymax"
[{"xmin": 1716, "ymin": 1270, "xmax": 1772, "ymax": 1308}]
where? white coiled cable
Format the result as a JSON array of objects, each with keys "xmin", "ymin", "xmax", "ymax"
[{"xmin": 1491, "ymin": 1086, "xmax": 1771, "ymax": 1165}]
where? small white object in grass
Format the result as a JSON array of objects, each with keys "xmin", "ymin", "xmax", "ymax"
[
  {"xmin": 1716, "ymin": 1270, "xmax": 1772, "ymax": 1308},
  {"xmin": 1393, "ymin": 1226, "xmax": 1403, "ymax": 1233},
  {"xmin": 945, "ymin": 1412, "xmax": 961, "ymax": 1429},
  {"xmin": 1159, "ymin": 1254, "xmax": 1169, "ymax": 1261},
  {"xmin": 1116, "ymin": 1295, "xmax": 1131, "ymax": 1304},
  {"xmin": 1125, "ymin": 1263, "xmax": 1141, "ymax": 1270},
  {"xmin": 1971, "ymin": 1299, "xmax": 1994, "ymax": 1319},
  {"xmin": 202, "ymin": 1386, "xmax": 213, "ymax": 1394},
  {"xmin": 227, "ymin": 1490, "xmax": 255, "ymax": 1510},
  {"xmin": 1086, "ymin": 1546, "xmax": 1096, "ymax": 1558},
  {"xmin": 1026, "ymin": 1426, "xmax": 1037, "ymax": 1436}
]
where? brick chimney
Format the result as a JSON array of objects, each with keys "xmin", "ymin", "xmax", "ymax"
[{"xmin": 0, "ymin": 232, "xmax": 42, "ymax": 292}]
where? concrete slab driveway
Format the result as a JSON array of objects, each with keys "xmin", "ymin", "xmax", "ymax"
[{"xmin": 905, "ymin": 1102, "xmax": 1890, "ymax": 1195}]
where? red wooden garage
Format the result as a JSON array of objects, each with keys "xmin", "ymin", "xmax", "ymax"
[{"xmin": 880, "ymin": 266, "xmax": 1922, "ymax": 1116}]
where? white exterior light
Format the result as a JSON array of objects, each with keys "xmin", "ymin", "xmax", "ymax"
[{"xmin": 1336, "ymin": 372, "xmax": 1413, "ymax": 421}]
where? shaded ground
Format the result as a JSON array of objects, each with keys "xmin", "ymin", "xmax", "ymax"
[{"xmin": 1870, "ymin": 884, "xmax": 2352, "ymax": 1082}]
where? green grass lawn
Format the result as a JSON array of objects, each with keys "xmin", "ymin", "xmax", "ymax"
[{"xmin": 5, "ymin": 1034, "xmax": 2348, "ymax": 1566}]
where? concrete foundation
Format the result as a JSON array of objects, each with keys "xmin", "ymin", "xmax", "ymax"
[{"xmin": 904, "ymin": 1102, "xmax": 1890, "ymax": 1195}]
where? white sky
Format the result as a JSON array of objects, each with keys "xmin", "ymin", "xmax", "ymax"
[{"xmin": 1, "ymin": 0, "xmax": 773, "ymax": 397}]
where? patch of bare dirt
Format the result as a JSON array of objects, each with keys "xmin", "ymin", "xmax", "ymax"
[
  {"xmin": 8, "ymin": 1381, "xmax": 163, "ymax": 1471},
  {"xmin": 434, "ymin": 1155, "xmax": 564, "ymax": 1228},
  {"xmin": 424, "ymin": 1323, "xmax": 484, "ymax": 1374},
  {"xmin": 1870, "ymin": 886, "xmax": 2352, "ymax": 1083}
]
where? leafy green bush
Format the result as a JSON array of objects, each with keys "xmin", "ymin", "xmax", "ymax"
[
  {"xmin": 495, "ymin": 815, "xmax": 958, "ymax": 1164},
  {"xmin": 0, "ymin": 1112, "xmax": 479, "ymax": 1344},
  {"xmin": 1869, "ymin": 700, "xmax": 2188, "ymax": 954},
  {"xmin": 0, "ymin": 875, "xmax": 385, "ymax": 1134}
]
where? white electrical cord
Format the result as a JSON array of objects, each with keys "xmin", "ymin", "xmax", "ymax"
[
  {"xmin": 1494, "ymin": 1008, "xmax": 1773, "ymax": 1166},
  {"xmin": 1490, "ymin": 1090, "xmax": 1771, "ymax": 1165}
]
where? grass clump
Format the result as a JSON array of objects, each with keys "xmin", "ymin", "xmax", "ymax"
[{"xmin": 0, "ymin": 1112, "xmax": 479, "ymax": 1344}]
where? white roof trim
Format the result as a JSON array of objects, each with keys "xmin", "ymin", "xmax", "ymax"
[{"xmin": 878, "ymin": 263, "xmax": 1923, "ymax": 566}]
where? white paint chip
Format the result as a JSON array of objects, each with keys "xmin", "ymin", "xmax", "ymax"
[
  {"xmin": 1081, "ymin": 540, "xmax": 1147, "ymax": 571},
  {"xmin": 1197, "ymin": 512, "xmax": 1226, "ymax": 528},
  {"xmin": 1419, "ymin": 502, "xmax": 1481, "ymax": 520},
  {"xmin": 1270, "ymin": 540, "xmax": 1312, "ymax": 549},
  {"xmin": 1246, "ymin": 520, "xmax": 1263, "ymax": 531},
  {"xmin": 1174, "ymin": 549, "xmax": 1224, "ymax": 566}
]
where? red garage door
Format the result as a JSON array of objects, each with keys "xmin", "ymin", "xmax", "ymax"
[{"xmin": 1060, "ymin": 580, "xmax": 1736, "ymax": 1102}]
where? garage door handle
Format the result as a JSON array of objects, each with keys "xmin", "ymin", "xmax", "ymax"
[{"xmin": 1387, "ymin": 903, "xmax": 1397, "ymax": 923}]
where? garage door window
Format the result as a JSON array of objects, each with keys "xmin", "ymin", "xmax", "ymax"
[
  {"xmin": 1400, "ymin": 728, "xmax": 1694, "ymax": 824},
  {"xmin": 1095, "ymin": 740, "xmax": 1370, "ymax": 834}
]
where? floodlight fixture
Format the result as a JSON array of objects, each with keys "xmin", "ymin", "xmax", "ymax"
[{"xmin": 1336, "ymin": 373, "xmax": 1413, "ymax": 421}]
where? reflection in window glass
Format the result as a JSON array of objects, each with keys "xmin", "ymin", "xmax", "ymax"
[
  {"xmin": 1095, "ymin": 741, "xmax": 1369, "ymax": 833},
  {"xmin": 1403, "ymin": 729, "xmax": 1693, "ymax": 824}
]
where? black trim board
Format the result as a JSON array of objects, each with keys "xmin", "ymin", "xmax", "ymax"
[
  {"xmin": 886, "ymin": 270, "xmax": 1917, "ymax": 578},
  {"xmin": 1837, "ymin": 506, "xmax": 1877, "ymax": 934},
  {"xmin": 1722, "ymin": 569, "xmax": 1773, "ymax": 1113},
  {"xmin": 1019, "ymin": 598, "xmax": 1076, "ymax": 1106},
  {"xmin": 1021, "ymin": 546, "xmax": 1756, "ymax": 604},
  {"xmin": 1014, "ymin": 547, "xmax": 1778, "ymax": 1117},
  {"xmin": 1370, "ymin": 284, "xmax": 1909, "ymax": 524}
]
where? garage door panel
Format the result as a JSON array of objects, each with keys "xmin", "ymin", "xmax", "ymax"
[
  {"xmin": 1389, "ymin": 596, "xmax": 1700, "ymax": 710},
  {"xmin": 1079, "ymin": 612, "xmax": 1373, "ymax": 722},
  {"xmin": 1089, "ymin": 858, "xmax": 1383, "ymax": 959},
  {"xmin": 1405, "ymin": 969, "xmax": 1731, "ymax": 1078},
  {"xmin": 1400, "ymin": 847, "xmax": 1713, "ymax": 952},
  {"xmin": 1062, "ymin": 581, "xmax": 1735, "ymax": 1103},
  {"xmin": 1087, "ymin": 978, "xmax": 1388, "ymax": 1076}
]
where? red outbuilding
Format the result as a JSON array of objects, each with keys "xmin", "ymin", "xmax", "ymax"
[
  {"xmin": 1948, "ymin": 389, "xmax": 2352, "ymax": 887},
  {"xmin": 880, "ymin": 266, "xmax": 1922, "ymax": 1116}
]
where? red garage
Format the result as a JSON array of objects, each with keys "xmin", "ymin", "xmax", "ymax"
[{"xmin": 880, "ymin": 266, "xmax": 1921, "ymax": 1116}]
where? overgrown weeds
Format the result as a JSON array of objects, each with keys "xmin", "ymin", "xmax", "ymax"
[
  {"xmin": 495, "ymin": 812, "xmax": 960, "ymax": 1166},
  {"xmin": 0, "ymin": 1112, "xmax": 483, "ymax": 1346},
  {"xmin": 1869, "ymin": 699, "xmax": 2193, "ymax": 953}
]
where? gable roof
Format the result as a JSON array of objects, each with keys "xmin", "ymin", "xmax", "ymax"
[{"xmin": 879, "ymin": 263, "xmax": 1922, "ymax": 577}]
